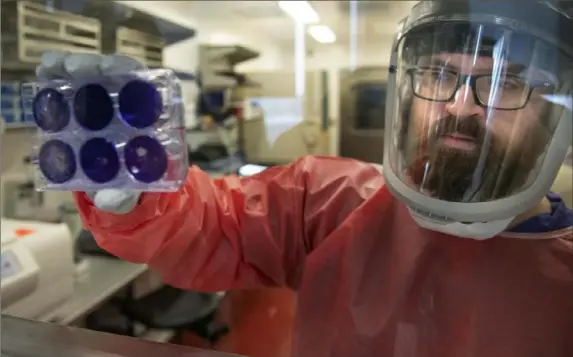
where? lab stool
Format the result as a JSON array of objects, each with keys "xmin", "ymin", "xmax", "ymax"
[{"xmin": 121, "ymin": 286, "xmax": 230, "ymax": 345}]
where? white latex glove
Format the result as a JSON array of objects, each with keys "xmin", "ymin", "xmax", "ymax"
[{"xmin": 36, "ymin": 51, "xmax": 146, "ymax": 214}]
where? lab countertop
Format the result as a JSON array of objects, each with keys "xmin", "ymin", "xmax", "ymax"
[
  {"xmin": 39, "ymin": 257, "xmax": 147, "ymax": 325},
  {"xmin": 1, "ymin": 315, "xmax": 243, "ymax": 357}
]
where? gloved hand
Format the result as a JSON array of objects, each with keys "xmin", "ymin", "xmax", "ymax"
[{"xmin": 36, "ymin": 51, "xmax": 145, "ymax": 214}]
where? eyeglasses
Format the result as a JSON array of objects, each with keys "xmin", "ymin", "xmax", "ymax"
[{"xmin": 407, "ymin": 67, "xmax": 555, "ymax": 110}]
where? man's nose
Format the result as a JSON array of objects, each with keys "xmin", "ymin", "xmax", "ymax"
[{"xmin": 445, "ymin": 84, "xmax": 485, "ymax": 118}]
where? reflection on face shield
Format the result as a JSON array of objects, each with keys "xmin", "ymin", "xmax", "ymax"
[{"xmin": 392, "ymin": 23, "xmax": 569, "ymax": 203}]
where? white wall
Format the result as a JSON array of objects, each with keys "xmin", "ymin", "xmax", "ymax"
[{"xmin": 306, "ymin": 42, "xmax": 393, "ymax": 70}]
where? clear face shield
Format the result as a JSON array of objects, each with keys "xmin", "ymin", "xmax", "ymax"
[{"xmin": 387, "ymin": 22, "xmax": 573, "ymax": 204}]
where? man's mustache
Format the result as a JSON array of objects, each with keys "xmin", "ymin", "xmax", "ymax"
[{"xmin": 432, "ymin": 115, "xmax": 486, "ymax": 143}]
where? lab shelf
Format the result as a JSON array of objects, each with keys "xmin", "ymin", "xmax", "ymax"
[
  {"xmin": 1, "ymin": 0, "xmax": 196, "ymax": 75},
  {"xmin": 2, "ymin": 122, "xmax": 36, "ymax": 130},
  {"xmin": 1, "ymin": 1, "xmax": 102, "ymax": 65},
  {"xmin": 171, "ymin": 70, "xmax": 196, "ymax": 81},
  {"xmin": 46, "ymin": 0, "xmax": 196, "ymax": 47}
]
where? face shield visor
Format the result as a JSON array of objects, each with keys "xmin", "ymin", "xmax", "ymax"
[{"xmin": 384, "ymin": 20, "xmax": 572, "ymax": 219}]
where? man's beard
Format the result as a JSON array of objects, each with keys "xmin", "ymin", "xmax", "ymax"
[{"xmin": 405, "ymin": 115, "xmax": 544, "ymax": 202}]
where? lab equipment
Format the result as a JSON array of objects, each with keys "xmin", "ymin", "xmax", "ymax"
[
  {"xmin": 339, "ymin": 67, "xmax": 388, "ymax": 163},
  {"xmin": 1, "ymin": 218, "xmax": 74, "ymax": 319},
  {"xmin": 34, "ymin": 52, "xmax": 145, "ymax": 216},
  {"xmin": 25, "ymin": 69, "xmax": 189, "ymax": 191}
]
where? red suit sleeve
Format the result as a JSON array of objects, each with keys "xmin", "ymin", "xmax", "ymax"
[{"xmin": 74, "ymin": 156, "xmax": 382, "ymax": 291}]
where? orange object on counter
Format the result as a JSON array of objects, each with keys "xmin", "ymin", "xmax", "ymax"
[{"xmin": 14, "ymin": 228, "xmax": 35, "ymax": 238}]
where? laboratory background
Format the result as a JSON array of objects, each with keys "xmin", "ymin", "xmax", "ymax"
[{"xmin": 1, "ymin": 1, "xmax": 572, "ymax": 357}]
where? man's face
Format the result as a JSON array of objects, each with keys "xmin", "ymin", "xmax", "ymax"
[{"xmin": 404, "ymin": 53, "xmax": 553, "ymax": 202}]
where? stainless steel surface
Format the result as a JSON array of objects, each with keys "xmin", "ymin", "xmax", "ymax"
[
  {"xmin": 1, "ymin": 315, "xmax": 243, "ymax": 357},
  {"xmin": 338, "ymin": 66, "xmax": 388, "ymax": 164},
  {"xmin": 38, "ymin": 257, "xmax": 147, "ymax": 325}
]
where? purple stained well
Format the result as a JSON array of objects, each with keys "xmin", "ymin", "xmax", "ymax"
[
  {"xmin": 38, "ymin": 140, "xmax": 77, "ymax": 184},
  {"xmin": 33, "ymin": 88, "xmax": 70, "ymax": 132},
  {"xmin": 118, "ymin": 80, "xmax": 163, "ymax": 129},
  {"xmin": 80, "ymin": 137, "xmax": 120, "ymax": 183},
  {"xmin": 73, "ymin": 84, "xmax": 114, "ymax": 131},
  {"xmin": 124, "ymin": 136, "xmax": 168, "ymax": 183}
]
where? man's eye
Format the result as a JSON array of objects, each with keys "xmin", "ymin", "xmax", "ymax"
[
  {"xmin": 430, "ymin": 71, "xmax": 443, "ymax": 79},
  {"xmin": 500, "ymin": 78, "xmax": 523, "ymax": 90},
  {"xmin": 428, "ymin": 70, "xmax": 450, "ymax": 81}
]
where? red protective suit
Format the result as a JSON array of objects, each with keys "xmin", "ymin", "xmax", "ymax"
[{"xmin": 75, "ymin": 156, "xmax": 573, "ymax": 357}]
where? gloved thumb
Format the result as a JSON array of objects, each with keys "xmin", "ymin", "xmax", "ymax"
[{"xmin": 90, "ymin": 189, "xmax": 141, "ymax": 214}]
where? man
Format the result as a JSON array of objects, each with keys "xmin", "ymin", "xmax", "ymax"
[{"xmin": 40, "ymin": 1, "xmax": 572, "ymax": 356}]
